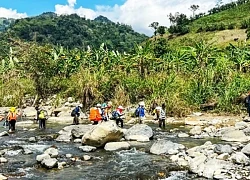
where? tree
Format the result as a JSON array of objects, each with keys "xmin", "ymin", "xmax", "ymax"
[
  {"xmin": 157, "ymin": 26, "xmax": 166, "ymax": 36},
  {"xmin": 149, "ymin": 22, "xmax": 159, "ymax": 37},
  {"xmin": 189, "ymin": 5, "xmax": 199, "ymax": 18}
]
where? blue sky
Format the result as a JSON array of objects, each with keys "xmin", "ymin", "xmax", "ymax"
[
  {"xmin": 0, "ymin": 0, "xmax": 233, "ymax": 35},
  {"xmin": 0, "ymin": 0, "xmax": 124, "ymax": 16}
]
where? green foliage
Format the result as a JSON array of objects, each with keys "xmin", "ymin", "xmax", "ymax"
[{"xmin": 5, "ymin": 13, "xmax": 148, "ymax": 52}]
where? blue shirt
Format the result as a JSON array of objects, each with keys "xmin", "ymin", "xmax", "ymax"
[{"xmin": 139, "ymin": 107, "xmax": 145, "ymax": 117}]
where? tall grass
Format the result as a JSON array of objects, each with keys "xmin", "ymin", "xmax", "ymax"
[{"xmin": 1, "ymin": 40, "xmax": 250, "ymax": 116}]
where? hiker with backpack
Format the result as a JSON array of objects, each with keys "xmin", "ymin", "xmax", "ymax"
[
  {"xmin": 71, "ymin": 104, "xmax": 83, "ymax": 125},
  {"xmin": 101, "ymin": 103, "xmax": 109, "ymax": 121},
  {"xmin": 112, "ymin": 106, "xmax": 125, "ymax": 128},
  {"xmin": 89, "ymin": 104, "xmax": 102, "ymax": 125},
  {"xmin": 135, "ymin": 102, "xmax": 146, "ymax": 124},
  {"xmin": 155, "ymin": 104, "xmax": 166, "ymax": 128},
  {"xmin": 38, "ymin": 108, "xmax": 48, "ymax": 129},
  {"xmin": 7, "ymin": 107, "xmax": 19, "ymax": 133}
]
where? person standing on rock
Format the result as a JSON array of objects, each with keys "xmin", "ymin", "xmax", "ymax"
[
  {"xmin": 7, "ymin": 107, "xmax": 19, "ymax": 133},
  {"xmin": 155, "ymin": 104, "xmax": 166, "ymax": 128},
  {"xmin": 71, "ymin": 104, "xmax": 83, "ymax": 125},
  {"xmin": 115, "ymin": 106, "xmax": 125, "ymax": 128},
  {"xmin": 38, "ymin": 108, "xmax": 48, "ymax": 129},
  {"xmin": 137, "ymin": 101, "xmax": 146, "ymax": 124}
]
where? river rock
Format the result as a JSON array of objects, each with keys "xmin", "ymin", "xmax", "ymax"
[
  {"xmin": 0, "ymin": 157, "xmax": 8, "ymax": 163},
  {"xmin": 36, "ymin": 154, "xmax": 50, "ymax": 162},
  {"xmin": 74, "ymin": 139, "xmax": 82, "ymax": 143},
  {"xmin": 44, "ymin": 148, "xmax": 58, "ymax": 158},
  {"xmin": 104, "ymin": 142, "xmax": 130, "ymax": 151},
  {"xmin": 203, "ymin": 126, "xmax": 216, "ymax": 134},
  {"xmin": 41, "ymin": 158, "xmax": 58, "ymax": 169},
  {"xmin": 202, "ymin": 159, "xmax": 233, "ymax": 179},
  {"xmin": 29, "ymin": 137, "xmax": 36, "ymax": 142},
  {"xmin": 0, "ymin": 149, "xmax": 6, "ymax": 156},
  {"xmin": 55, "ymin": 133, "xmax": 72, "ymax": 142},
  {"xmin": 217, "ymin": 153, "xmax": 230, "ymax": 160},
  {"xmin": 190, "ymin": 126, "xmax": 202, "ymax": 135},
  {"xmin": 0, "ymin": 174, "xmax": 7, "ymax": 180},
  {"xmin": 124, "ymin": 124, "xmax": 153, "ymax": 141},
  {"xmin": 241, "ymin": 143, "xmax": 250, "ymax": 155},
  {"xmin": 79, "ymin": 146, "xmax": 97, "ymax": 152},
  {"xmin": 150, "ymin": 140, "xmax": 184, "ymax": 155},
  {"xmin": 214, "ymin": 144, "xmax": 232, "ymax": 154},
  {"xmin": 177, "ymin": 133, "xmax": 189, "ymax": 138},
  {"xmin": 243, "ymin": 117, "xmax": 250, "ymax": 122},
  {"xmin": 0, "ymin": 131, "xmax": 8, "ymax": 137},
  {"xmin": 83, "ymin": 155, "xmax": 91, "ymax": 161},
  {"xmin": 221, "ymin": 130, "xmax": 249, "ymax": 142},
  {"xmin": 125, "ymin": 135, "xmax": 150, "ymax": 142},
  {"xmin": 66, "ymin": 154, "xmax": 72, "ymax": 158},
  {"xmin": 64, "ymin": 125, "xmax": 93, "ymax": 138},
  {"xmin": 23, "ymin": 148, "xmax": 33, "ymax": 155},
  {"xmin": 231, "ymin": 152, "xmax": 250, "ymax": 165},
  {"xmin": 82, "ymin": 121, "xmax": 123, "ymax": 147},
  {"xmin": 58, "ymin": 162, "xmax": 66, "ymax": 170},
  {"xmin": 235, "ymin": 121, "xmax": 249, "ymax": 130},
  {"xmin": 188, "ymin": 153, "xmax": 207, "ymax": 175}
]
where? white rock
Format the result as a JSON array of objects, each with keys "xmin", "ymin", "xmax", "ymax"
[
  {"xmin": 190, "ymin": 126, "xmax": 202, "ymax": 135},
  {"xmin": 74, "ymin": 139, "xmax": 82, "ymax": 143},
  {"xmin": 83, "ymin": 155, "xmax": 91, "ymax": 161},
  {"xmin": 79, "ymin": 146, "xmax": 97, "ymax": 152},
  {"xmin": 29, "ymin": 137, "xmax": 36, "ymax": 142},
  {"xmin": 0, "ymin": 174, "xmax": 7, "ymax": 180},
  {"xmin": 217, "ymin": 153, "xmax": 229, "ymax": 160},
  {"xmin": 0, "ymin": 157, "xmax": 8, "ymax": 163},
  {"xmin": 0, "ymin": 131, "xmax": 9, "ymax": 137},
  {"xmin": 104, "ymin": 142, "xmax": 130, "ymax": 151},
  {"xmin": 41, "ymin": 158, "xmax": 58, "ymax": 169},
  {"xmin": 44, "ymin": 148, "xmax": 59, "ymax": 158},
  {"xmin": 66, "ymin": 154, "xmax": 72, "ymax": 158},
  {"xmin": 231, "ymin": 152, "xmax": 250, "ymax": 165},
  {"xmin": 221, "ymin": 130, "xmax": 249, "ymax": 142},
  {"xmin": 125, "ymin": 135, "xmax": 150, "ymax": 142},
  {"xmin": 170, "ymin": 155, "xmax": 179, "ymax": 162},
  {"xmin": 23, "ymin": 148, "xmax": 33, "ymax": 155},
  {"xmin": 177, "ymin": 133, "xmax": 189, "ymax": 138},
  {"xmin": 36, "ymin": 154, "xmax": 50, "ymax": 162}
]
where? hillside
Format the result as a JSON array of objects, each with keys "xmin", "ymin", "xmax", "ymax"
[
  {"xmin": 164, "ymin": 0, "xmax": 250, "ymax": 47},
  {"xmin": 3, "ymin": 13, "xmax": 148, "ymax": 52}
]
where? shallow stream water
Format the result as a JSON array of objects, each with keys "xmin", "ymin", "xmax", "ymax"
[{"xmin": 0, "ymin": 120, "xmax": 221, "ymax": 180}]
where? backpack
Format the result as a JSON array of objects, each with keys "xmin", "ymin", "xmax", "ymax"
[
  {"xmin": 39, "ymin": 110, "xmax": 45, "ymax": 119},
  {"xmin": 134, "ymin": 107, "xmax": 140, "ymax": 117},
  {"xmin": 111, "ymin": 111, "xmax": 119, "ymax": 120},
  {"xmin": 71, "ymin": 108, "xmax": 77, "ymax": 117},
  {"xmin": 8, "ymin": 112, "xmax": 17, "ymax": 121}
]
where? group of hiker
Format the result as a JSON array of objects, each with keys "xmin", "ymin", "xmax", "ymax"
[
  {"xmin": 71, "ymin": 101, "xmax": 167, "ymax": 128},
  {"xmin": 2, "ymin": 100, "xmax": 166, "ymax": 133}
]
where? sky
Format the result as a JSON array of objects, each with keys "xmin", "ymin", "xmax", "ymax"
[{"xmin": 0, "ymin": 0, "xmax": 235, "ymax": 35}]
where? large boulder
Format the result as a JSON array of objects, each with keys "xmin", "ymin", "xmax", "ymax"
[
  {"xmin": 124, "ymin": 124, "xmax": 153, "ymax": 141},
  {"xmin": 82, "ymin": 121, "xmax": 123, "ymax": 147},
  {"xmin": 189, "ymin": 126, "xmax": 202, "ymax": 135},
  {"xmin": 150, "ymin": 140, "xmax": 185, "ymax": 155},
  {"xmin": 104, "ymin": 142, "xmax": 130, "ymax": 151},
  {"xmin": 221, "ymin": 130, "xmax": 249, "ymax": 142}
]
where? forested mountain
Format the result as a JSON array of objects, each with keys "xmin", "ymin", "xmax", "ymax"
[{"xmin": 4, "ymin": 13, "xmax": 148, "ymax": 52}]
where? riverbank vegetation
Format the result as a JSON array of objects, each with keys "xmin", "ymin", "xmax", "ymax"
[{"xmin": 0, "ymin": 38, "xmax": 250, "ymax": 116}]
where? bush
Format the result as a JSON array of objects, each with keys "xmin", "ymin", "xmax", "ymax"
[{"xmin": 228, "ymin": 23, "xmax": 235, "ymax": 30}]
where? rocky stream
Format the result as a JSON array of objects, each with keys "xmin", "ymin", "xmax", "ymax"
[{"xmin": 1, "ymin": 105, "xmax": 250, "ymax": 180}]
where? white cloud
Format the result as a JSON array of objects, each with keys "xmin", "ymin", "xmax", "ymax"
[
  {"xmin": 0, "ymin": 7, "xmax": 27, "ymax": 19},
  {"xmin": 55, "ymin": 0, "xmax": 236, "ymax": 35}
]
